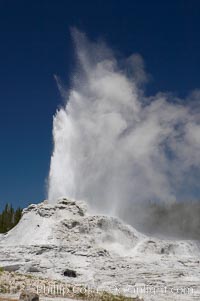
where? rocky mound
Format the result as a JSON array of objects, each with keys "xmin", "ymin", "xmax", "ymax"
[
  {"xmin": 0, "ymin": 198, "xmax": 143, "ymax": 253},
  {"xmin": 0, "ymin": 198, "xmax": 200, "ymax": 301}
]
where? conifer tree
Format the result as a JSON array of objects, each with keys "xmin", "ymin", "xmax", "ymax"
[{"xmin": 0, "ymin": 203, "xmax": 22, "ymax": 233}]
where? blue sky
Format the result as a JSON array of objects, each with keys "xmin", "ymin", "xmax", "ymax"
[{"xmin": 0, "ymin": 0, "xmax": 200, "ymax": 209}]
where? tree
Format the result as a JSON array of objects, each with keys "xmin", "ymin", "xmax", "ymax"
[{"xmin": 0, "ymin": 203, "xmax": 22, "ymax": 233}]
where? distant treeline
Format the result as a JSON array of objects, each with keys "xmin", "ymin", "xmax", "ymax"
[
  {"xmin": 0, "ymin": 203, "xmax": 22, "ymax": 233},
  {"xmin": 122, "ymin": 200, "xmax": 200, "ymax": 240},
  {"xmin": 141, "ymin": 201, "xmax": 200, "ymax": 239}
]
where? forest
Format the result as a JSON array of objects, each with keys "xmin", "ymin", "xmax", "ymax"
[{"xmin": 0, "ymin": 203, "xmax": 22, "ymax": 233}]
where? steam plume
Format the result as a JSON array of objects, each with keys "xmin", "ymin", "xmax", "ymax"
[{"xmin": 48, "ymin": 29, "xmax": 200, "ymax": 221}]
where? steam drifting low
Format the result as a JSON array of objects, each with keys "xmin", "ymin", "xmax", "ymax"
[{"xmin": 48, "ymin": 29, "xmax": 200, "ymax": 220}]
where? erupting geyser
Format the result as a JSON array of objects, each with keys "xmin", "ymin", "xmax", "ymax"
[{"xmin": 48, "ymin": 29, "xmax": 200, "ymax": 219}]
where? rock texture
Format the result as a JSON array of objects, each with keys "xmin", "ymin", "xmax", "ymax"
[
  {"xmin": 19, "ymin": 290, "xmax": 39, "ymax": 301},
  {"xmin": 0, "ymin": 198, "xmax": 200, "ymax": 301}
]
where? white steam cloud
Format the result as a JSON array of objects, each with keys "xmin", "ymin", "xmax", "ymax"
[{"xmin": 48, "ymin": 29, "xmax": 200, "ymax": 218}]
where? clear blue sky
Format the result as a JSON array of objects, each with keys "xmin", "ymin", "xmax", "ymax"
[{"xmin": 0, "ymin": 0, "xmax": 199, "ymax": 209}]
